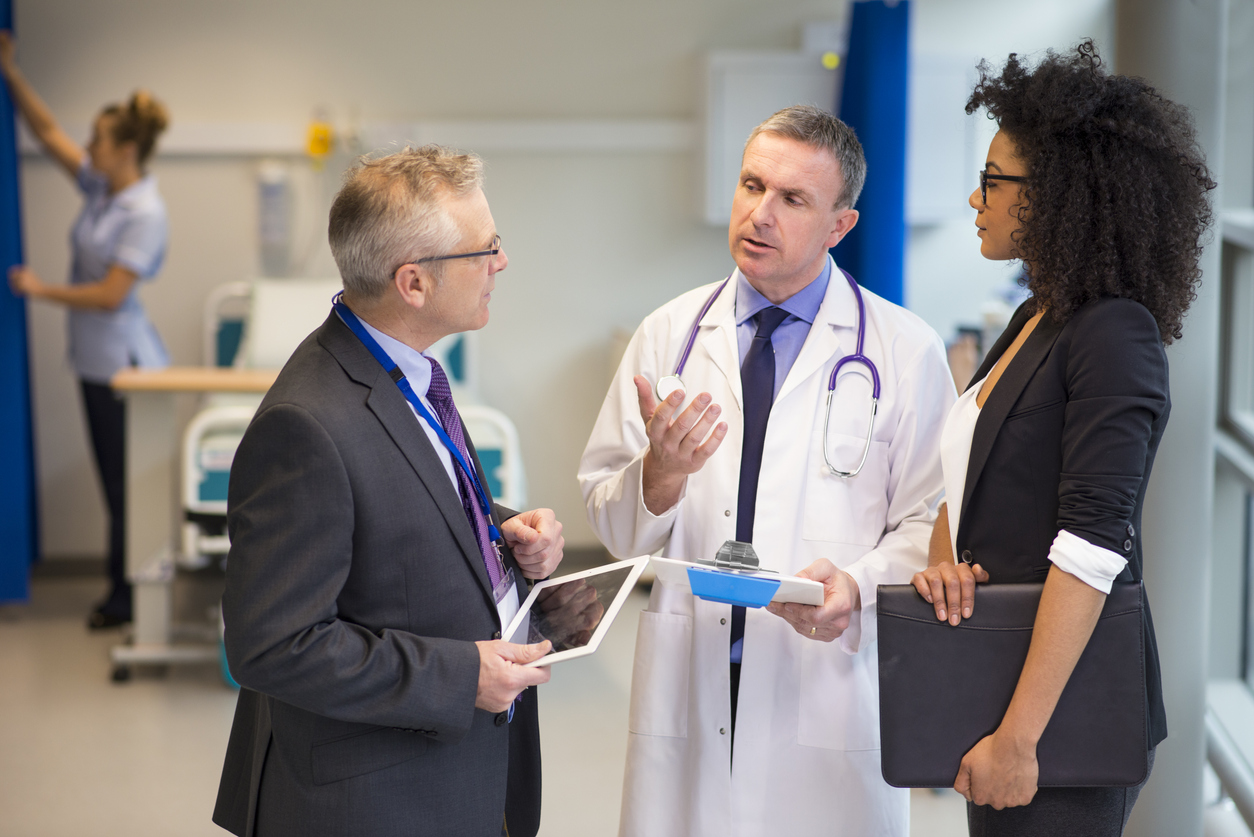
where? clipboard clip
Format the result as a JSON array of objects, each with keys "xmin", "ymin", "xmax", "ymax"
[{"xmin": 693, "ymin": 540, "xmax": 778, "ymax": 575}]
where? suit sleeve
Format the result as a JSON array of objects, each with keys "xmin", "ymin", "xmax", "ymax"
[
  {"xmin": 223, "ymin": 402, "xmax": 480, "ymax": 742},
  {"xmin": 1056, "ymin": 299, "xmax": 1169, "ymax": 555}
]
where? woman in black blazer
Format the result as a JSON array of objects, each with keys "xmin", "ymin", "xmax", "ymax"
[{"xmin": 911, "ymin": 42, "xmax": 1215, "ymax": 836}]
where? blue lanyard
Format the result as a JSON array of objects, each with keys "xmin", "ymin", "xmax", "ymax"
[{"xmin": 332, "ymin": 294, "xmax": 502, "ymax": 543}]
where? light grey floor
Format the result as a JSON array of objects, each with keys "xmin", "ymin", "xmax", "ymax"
[{"xmin": 0, "ymin": 571, "xmax": 969, "ymax": 836}]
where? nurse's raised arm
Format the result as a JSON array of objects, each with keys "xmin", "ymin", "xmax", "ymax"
[{"xmin": 632, "ymin": 375, "xmax": 727, "ymax": 515}]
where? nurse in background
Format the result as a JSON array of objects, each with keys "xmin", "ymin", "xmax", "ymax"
[{"xmin": 0, "ymin": 31, "xmax": 170, "ymax": 629}]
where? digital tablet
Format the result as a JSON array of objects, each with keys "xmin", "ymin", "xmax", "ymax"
[{"xmin": 504, "ymin": 557, "xmax": 649, "ymax": 667}]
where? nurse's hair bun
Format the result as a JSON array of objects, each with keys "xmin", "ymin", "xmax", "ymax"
[{"xmin": 103, "ymin": 89, "xmax": 170, "ymax": 165}]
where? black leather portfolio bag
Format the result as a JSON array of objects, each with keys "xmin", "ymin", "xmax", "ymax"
[{"xmin": 876, "ymin": 581, "xmax": 1148, "ymax": 789}]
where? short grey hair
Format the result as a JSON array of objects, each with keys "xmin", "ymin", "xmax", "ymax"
[
  {"xmin": 745, "ymin": 105, "xmax": 866, "ymax": 210},
  {"xmin": 329, "ymin": 145, "xmax": 484, "ymax": 301}
]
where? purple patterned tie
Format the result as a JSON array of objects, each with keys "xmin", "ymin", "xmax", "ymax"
[{"xmin": 425, "ymin": 359, "xmax": 505, "ymax": 589}]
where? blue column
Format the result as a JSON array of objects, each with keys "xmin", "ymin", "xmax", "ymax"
[
  {"xmin": 0, "ymin": 0, "xmax": 38, "ymax": 602},
  {"xmin": 831, "ymin": 0, "xmax": 909, "ymax": 305}
]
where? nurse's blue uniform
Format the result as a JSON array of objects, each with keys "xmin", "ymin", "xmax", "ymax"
[{"xmin": 69, "ymin": 161, "xmax": 169, "ymax": 623}]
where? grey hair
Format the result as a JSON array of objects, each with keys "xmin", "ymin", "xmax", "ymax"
[
  {"xmin": 329, "ymin": 145, "xmax": 484, "ymax": 300},
  {"xmin": 745, "ymin": 105, "xmax": 866, "ymax": 210}
]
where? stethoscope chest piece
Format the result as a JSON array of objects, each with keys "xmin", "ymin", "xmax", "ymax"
[{"xmin": 655, "ymin": 375, "xmax": 685, "ymax": 403}]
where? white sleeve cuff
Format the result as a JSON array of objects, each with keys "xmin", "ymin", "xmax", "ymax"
[{"xmin": 1047, "ymin": 529, "xmax": 1128, "ymax": 594}]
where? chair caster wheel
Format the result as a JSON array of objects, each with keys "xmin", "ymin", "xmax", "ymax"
[{"xmin": 111, "ymin": 665, "xmax": 131, "ymax": 683}]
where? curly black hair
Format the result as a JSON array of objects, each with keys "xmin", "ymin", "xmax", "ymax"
[{"xmin": 966, "ymin": 40, "xmax": 1216, "ymax": 343}]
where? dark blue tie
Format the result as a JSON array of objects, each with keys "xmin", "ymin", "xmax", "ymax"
[{"xmin": 731, "ymin": 306, "xmax": 789, "ymax": 665}]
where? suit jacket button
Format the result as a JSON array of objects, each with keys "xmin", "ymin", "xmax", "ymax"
[
  {"xmin": 493, "ymin": 631, "xmax": 502, "ymax": 640},
  {"xmin": 1127, "ymin": 524, "xmax": 1135, "ymax": 537},
  {"xmin": 960, "ymin": 550, "xmax": 973, "ymax": 564},
  {"xmin": 494, "ymin": 712, "xmax": 508, "ymax": 727},
  {"xmin": 1123, "ymin": 539, "xmax": 1133, "ymax": 552}
]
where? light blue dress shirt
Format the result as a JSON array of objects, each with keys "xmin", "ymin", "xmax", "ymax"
[
  {"xmin": 734, "ymin": 258, "xmax": 832, "ymax": 398},
  {"xmin": 68, "ymin": 162, "xmax": 170, "ymax": 384}
]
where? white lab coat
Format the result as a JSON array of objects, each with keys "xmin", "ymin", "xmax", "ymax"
[{"xmin": 578, "ymin": 257, "xmax": 956, "ymax": 837}]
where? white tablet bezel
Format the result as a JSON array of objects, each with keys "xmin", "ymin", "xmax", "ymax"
[{"xmin": 504, "ymin": 556, "xmax": 648, "ymax": 667}]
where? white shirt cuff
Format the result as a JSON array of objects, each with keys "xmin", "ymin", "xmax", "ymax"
[{"xmin": 1047, "ymin": 529, "xmax": 1128, "ymax": 594}]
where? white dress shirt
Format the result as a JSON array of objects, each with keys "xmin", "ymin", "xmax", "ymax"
[{"xmin": 939, "ymin": 377, "xmax": 1128, "ymax": 593}]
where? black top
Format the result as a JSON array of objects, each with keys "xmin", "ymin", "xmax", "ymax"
[{"xmin": 957, "ymin": 297, "xmax": 1169, "ymax": 748}]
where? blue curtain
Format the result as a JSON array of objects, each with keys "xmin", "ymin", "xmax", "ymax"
[
  {"xmin": 831, "ymin": 0, "xmax": 909, "ymax": 305},
  {"xmin": 0, "ymin": 0, "xmax": 38, "ymax": 602}
]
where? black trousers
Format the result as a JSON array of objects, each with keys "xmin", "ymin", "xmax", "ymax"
[
  {"xmin": 80, "ymin": 380, "xmax": 130, "ymax": 615},
  {"xmin": 967, "ymin": 748, "xmax": 1156, "ymax": 837}
]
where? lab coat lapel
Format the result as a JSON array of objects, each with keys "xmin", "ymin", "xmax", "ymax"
[
  {"xmin": 319, "ymin": 315, "xmax": 496, "ymax": 603},
  {"xmin": 776, "ymin": 260, "xmax": 852, "ymax": 405},
  {"xmin": 696, "ymin": 276, "xmax": 744, "ymax": 411},
  {"xmin": 957, "ymin": 306, "xmax": 1064, "ymax": 536}
]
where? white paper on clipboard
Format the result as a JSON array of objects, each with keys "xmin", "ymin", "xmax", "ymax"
[{"xmin": 649, "ymin": 556, "xmax": 825, "ymax": 606}]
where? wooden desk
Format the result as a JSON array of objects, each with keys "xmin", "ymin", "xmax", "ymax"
[{"xmin": 108, "ymin": 367, "xmax": 278, "ymax": 679}]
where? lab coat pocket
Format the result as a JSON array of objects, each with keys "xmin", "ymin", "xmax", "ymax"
[
  {"xmin": 797, "ymin": 639, "xmax": 880, "ymax": 751},
  {"xmin": 628, "ymin": 611, "xmax": 691, "ymax": 738},
  {"xmin": 802, "ymin": 429, "xmax": 890, "ymax": 546}
]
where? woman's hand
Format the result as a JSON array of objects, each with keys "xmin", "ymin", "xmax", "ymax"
[
  {"xmin": 766, "ymin": 558, "xmax": 860, "ymax": 642},
  {"xmin": 954, "ymin": 728, "xmax": 1040, "ymax": 809},
  {"xmin": 8, "ymin": 265, "xmax": 44, "ymax": 298},
  {"xmin": 910, "ymin": 560, "xmax": 989, "ymax": 625}
]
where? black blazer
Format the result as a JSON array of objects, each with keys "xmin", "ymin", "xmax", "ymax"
[
  {"xmin": 212, "ymin": 313, "xmax": 542, "ymax": 837},
  {"xmin": 957, "ymin": 297, "xmax": 1169, "ymax": 748}
]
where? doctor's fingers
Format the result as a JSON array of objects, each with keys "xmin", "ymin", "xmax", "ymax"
[
  {"xmin": 675, "ymin": 403, "xmax": 724, "ymax": 456},
  {"xmin": 633, "ymin": 375, "xmax": 662, "ymax": 425},
  {"xmin": 653, "ymin": 393, "xmax": 714, "ymax": 446}
]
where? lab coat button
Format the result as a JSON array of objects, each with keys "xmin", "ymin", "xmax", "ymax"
[
  {"xmin": 1123, "ymin": 539, "xmax": 1133, "ymax": 552},
  {"xmin": 724, "ymin": 510, "xmax": 731, "ymax": 517},
  {"xmin": 719, "ymin": 727, "xmax": 726, "ymax": 735},
  {"xmin": 960, "ymin": 550, "xmax": 973, "ymax": 564},
  {"xmin": 720, "ymin": 617, "xmax": 727, "ymax": 625},
  {"xmin": 495, "ymin": 713, "xmax": 508, "ymax": 727}
]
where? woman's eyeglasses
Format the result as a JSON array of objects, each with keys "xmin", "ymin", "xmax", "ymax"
[{"xmin": 980, "ymin": 170, "xmax": 1027, "ymax": 205}]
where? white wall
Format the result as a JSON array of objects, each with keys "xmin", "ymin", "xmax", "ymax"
[{"xmin": 12, "ymin": 0, "xmax": 1111, "ymax": 556}]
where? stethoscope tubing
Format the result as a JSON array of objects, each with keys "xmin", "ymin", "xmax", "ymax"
[{"xmin": 662, "ymin": 266, "xmax": 880, "ymax": 478}]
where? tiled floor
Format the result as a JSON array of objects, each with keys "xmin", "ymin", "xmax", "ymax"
[{"xmin": 0, "ymin": 570, "xmax": 969, "ymax": 836}]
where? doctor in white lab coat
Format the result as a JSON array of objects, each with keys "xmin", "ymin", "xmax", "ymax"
[{"xmin": 578, "ymin": 106, "xmax": 956, "ymax": 837}]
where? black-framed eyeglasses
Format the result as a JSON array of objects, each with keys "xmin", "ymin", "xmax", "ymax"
[
  {"xmin": 414, "ymin": 235, "xmax": 502, "ymax": 264},
  {"xmin": 980, "ymin": 170, "xmax": 1027, "ymax": 205}
]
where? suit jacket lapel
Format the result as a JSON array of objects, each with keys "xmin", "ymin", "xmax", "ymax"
[
  {"xmin": 317, "ymin": 314, "xmax": 495, "ymax": 602},
  {"xmin": 958, "ymin": 305, "xmax": 1064, "ymax": 535}
]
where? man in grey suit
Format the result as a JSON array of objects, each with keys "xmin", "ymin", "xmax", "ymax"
[{"xmin": 213, "ymin": 146, "xmax": 565, "ymax": 837}]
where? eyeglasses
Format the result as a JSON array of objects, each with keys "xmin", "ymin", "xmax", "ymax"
[
  {"xmin": 414, "ymin": 235, "xmax": 502, "ymax": 264},
  {"xmin": 979, "ymin": 170, "xmax": 1027, "ymax": 205}
]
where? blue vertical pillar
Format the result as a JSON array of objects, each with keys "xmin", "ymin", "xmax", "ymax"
[
  {"xmin": 0, "ymin": 1, "xmax": 38, "ymax": 602},
  {"xmin": 831, "ymin": 0, "xmax": 909, "ymax": 305}
]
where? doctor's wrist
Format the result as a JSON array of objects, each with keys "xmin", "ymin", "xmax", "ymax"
[{"xmin": 641, "ymin": 451, "xmax": 685, "ymax": 515}]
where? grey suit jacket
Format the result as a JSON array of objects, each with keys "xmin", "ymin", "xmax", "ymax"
[{"xmin": 212, "ymin": 312, "xmax": 542, "ymax": 837}]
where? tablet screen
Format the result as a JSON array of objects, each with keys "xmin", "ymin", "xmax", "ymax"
[{"xmin": 510, "ymin": 564, "xmax": 636, "ymax": 653}]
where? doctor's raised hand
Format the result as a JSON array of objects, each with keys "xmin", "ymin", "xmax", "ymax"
[
  {"xmin": 633, "ymin": 374, "xmax": 728, "ymax": 515},
  {"xmin": 767, "ymin": 558, "xmax": 862, "ymax": 642}
]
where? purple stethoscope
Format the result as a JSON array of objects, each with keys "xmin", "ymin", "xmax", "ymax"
[{"xmin": 654, "ymin": 267, "xmax": 881, "ymax": 479}]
